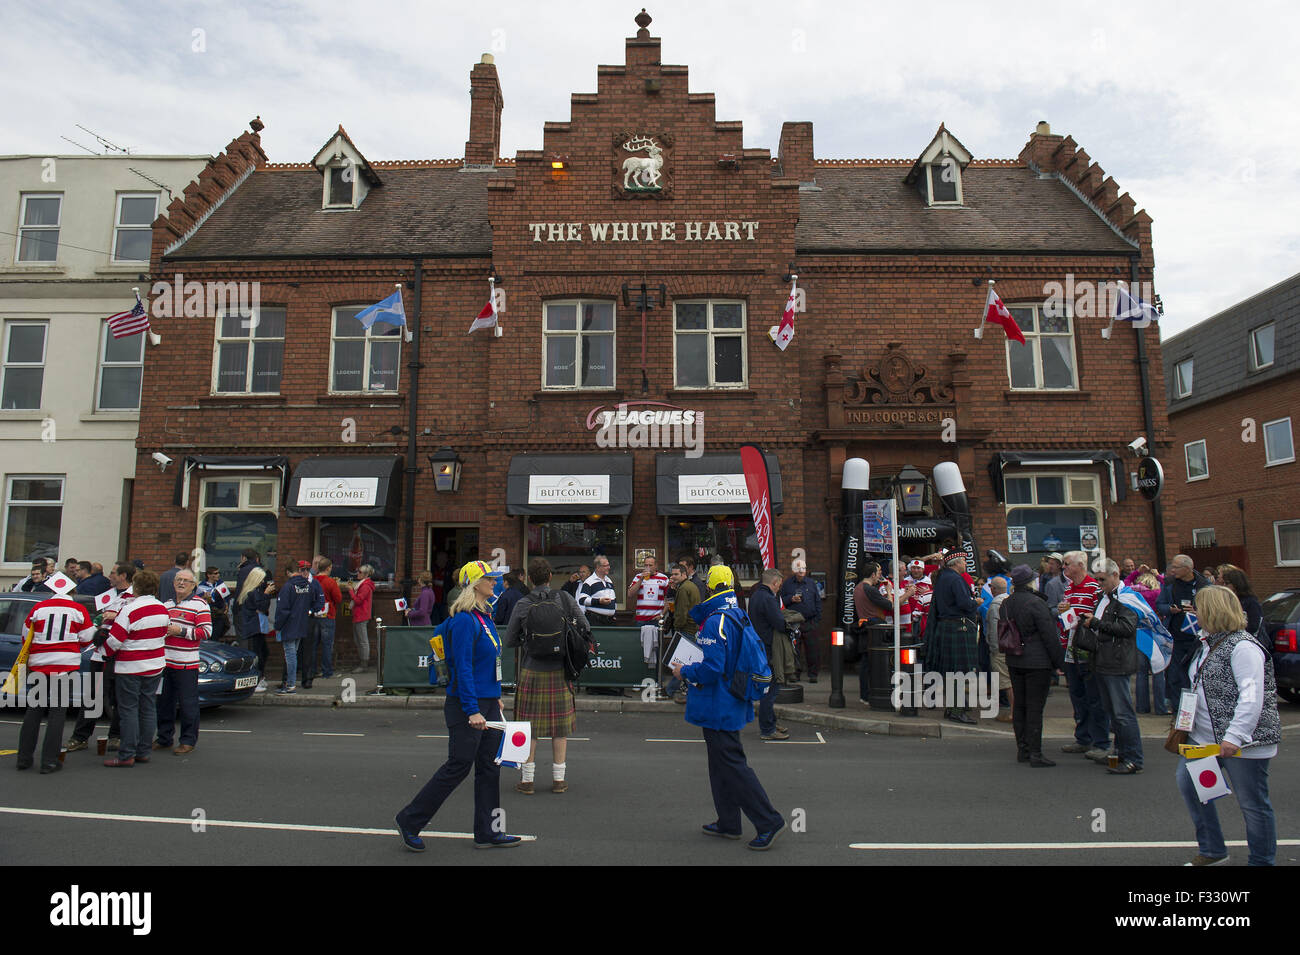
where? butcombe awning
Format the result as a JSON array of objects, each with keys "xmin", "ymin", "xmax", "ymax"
[
  {"xmin": 506, "ymin": 453, "xmax": 634, "ymax": 515},
  {"xmin": 988, "ymin": 450, "xmax": 1126, "ymax": 503},
  {"xmin": 285, "ymin": 455, "xmax": 403, "ymax": 519},
  {"xmin": 655, "ymin": 451, "xmax": 784, "ymax": 516},
  {"xmin": 174, "ymin": 454, "xmax": 290, "ymax": 509}
]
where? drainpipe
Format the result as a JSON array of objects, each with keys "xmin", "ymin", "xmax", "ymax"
[
  {"xmin": 401, "ymin": 256, "xmax": 424, "ymax": 600},
  {"xmin": 1131, "ymin": 254, "xmax": 1167, "ymax": 568}
]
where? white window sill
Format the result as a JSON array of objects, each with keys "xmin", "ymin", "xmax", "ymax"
[
  {"xmin": 1185, "ymin": 474, "xmax": 1210, "ymax": 483},
  {"xmin": 1264, "ymin": 457, "xmax": 1295, "ymax": 468},
  {"xmin": 1, "ymin": 264, "xmax": 65, "ymax": 275},
  {"xmin": 96, "ymin": 264, "xmax": 148, "ymax": 274},
  {"xmin": 80, "ymin": 411, "xmax": 140, "ymax": 422},
  {"xmin": 0, "ymin": 409, "xmax": 49, "ymax": 420}
]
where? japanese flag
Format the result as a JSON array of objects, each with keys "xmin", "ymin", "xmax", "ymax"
[
  {"xmin": 215, "ymin": 581, "xmax": 231, "ymax": 599},
  {"xmin": 490, "ymin": 720, "xmax": 533, "ymax": 767},
  {"xmin": 46, "ymin": 572, "xmax": 76, "ymax": 596},
  {"xmin": 1185, "ymin": 755, "xmax": 1232, "ymax": 803},
  {"xmin": 95, "ymin": 590, "xmax": 116, "ymax": 611},
  {"xmin": 395, "ymin": 597, "xmax": 408, "ymax": 611},
  {"xmin": 1059, "ymin": 607, "xmax": 1080, "ymax": 632}
]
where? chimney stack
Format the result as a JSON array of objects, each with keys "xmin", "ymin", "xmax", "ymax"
[{"xmin": 465, "ymin": 53, "xmax": 503, "ymax": 167}]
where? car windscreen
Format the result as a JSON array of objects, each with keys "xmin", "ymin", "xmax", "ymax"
[{"xmin": 1261, "ymin": 592, "xmax": 1300, "ymax": 623}]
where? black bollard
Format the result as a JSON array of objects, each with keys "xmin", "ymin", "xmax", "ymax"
[{"xmin": 828, "ymin": 629, "xmax": 845, "ymax": 708}]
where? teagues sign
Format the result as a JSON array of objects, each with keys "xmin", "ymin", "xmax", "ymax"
[
  {"xmin": 296, "ymin": 477, "xmax": 378, "ymax": 507},
  {"xmin": 527, "ymin": 474, "xmax": 610, "ymax": 506},
  {"xmin": 678, "ymin": 474, "xmax": 748, "ymax": 505}
]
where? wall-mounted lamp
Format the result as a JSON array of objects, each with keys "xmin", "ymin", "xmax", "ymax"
[{"xmin": 429, "ymin": 447, "xmax": 463, "ymax": 493}]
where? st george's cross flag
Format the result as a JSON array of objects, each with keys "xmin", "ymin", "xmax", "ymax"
[
  {"xmin": 489, "ymin": 720, "xmax": 532, "ymax": 767},
  {"xmin": 768, "ymin": 276, "xmax": 798, "ymax": 351},
  {"xmin": 975, "ymin": 282, "xmax": 1026, "ymax": 344},
  {"xmin": 1185, "ymin": 755, "xmax": 1232, "ymax": 804},
  {"xmin": 44, "ymin": 571, "xmax": 77, "ymax": 596}
]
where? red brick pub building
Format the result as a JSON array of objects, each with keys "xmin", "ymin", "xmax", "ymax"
[{"xmin": 134, "ymin": 12, "xmax": 1180, "ymax": 661}]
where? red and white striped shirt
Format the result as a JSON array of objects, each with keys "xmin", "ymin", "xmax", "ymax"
[
  {"xmin": 632, "ymin": 573, "xmax": 669, "ymax": 623},
  {"xmin": 1062, "ymin": 575, "xmax": 1102, "ymax": 660},
  {"xmin": 163, "ymin": 596, "xmax": 211, "ymax": 669},
  {"xmin": 22, "ymin": 597, "xmax": 95, "ymax": 673},
  {"xmin": 105, "ymin": 596, "xmax": 169, "ymax": 676}
]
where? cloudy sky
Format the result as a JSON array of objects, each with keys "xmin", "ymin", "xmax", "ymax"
[{"xmin": 5, "ymin": 0, "xmax": 1296, "ymax": 338}]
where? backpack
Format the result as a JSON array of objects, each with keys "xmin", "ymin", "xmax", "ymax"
[
  {"xmin": 521, "ymin": 592, "xmax": 568, "ymax": 660},
  {"xmin": 717, "ymin": 607, "xmax": 773, "ymax": 703}
]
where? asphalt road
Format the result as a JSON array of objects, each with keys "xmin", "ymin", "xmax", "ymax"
[{"xmin": 3, "ymin": 706, "xmax": 1298, "ymax": 866}]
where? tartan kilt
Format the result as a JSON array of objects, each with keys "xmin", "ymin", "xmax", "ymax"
[
  {"xmin": 926, "ymin": 617, "xmax": 979, "ymax": 674},
  {"xmin": 514, "ymin": 667, "xmax": 576, "ymax": 738}
]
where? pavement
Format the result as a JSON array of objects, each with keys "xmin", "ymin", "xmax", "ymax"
[{"xmin": 243, "ymin": 666, "xmax": 1210, "ymax": 742}]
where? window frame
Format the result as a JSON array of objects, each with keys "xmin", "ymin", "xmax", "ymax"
[
  {"xmin": 1263, "ymin": 416, "xmax": 1295, "ymax": 467},
  {"xmin": 325, "ymin": 164, "xmax": 355, "ymax": 209},
  {"xmin": 1250, "ymin": 322, "xmax": 1275, "ymax": 371},
  {"xmin": 1174, "ymin": 358, "xmax": 1193, "ymax": 398},
  {"xmin": 2, "ymin": 474, "xmax": 64, "ymax": 566},
  {"xmin": 540, "ymin": 299, "xmax": 618, "ymax": 391},
  {"xmin": 16, "ymin": 193, "xmax": 61, "ymax": 263},
  {"xmin": 1184, "ymin": 439, "xmax": 1209, "ymax": 482},
  {"xmin": 211, "ymin": 308, "xmax": 287, "ymax": 396},
  {"xmin": 1192, "ymin": 528, "xmax": 1216, "ymax": 548},
  {"xmin": 110, "ymin": 192, "xmax": 160, "ymax": 263},
  {"xmin": 925, "ymin": 159, "xmax": 963, "ymax": 206},
  {"xmin": 1001, "ymin": 470, "xmax": 1104, "ymax": 558},
  {"xmin": 1276, "ymin": 520, "xmax": 1300, "ymax": 567},
  {"xmin": 95, "ymin": 321, "xmax": 145, "ymax": 411},
  {"xmin": 197, "ymin": 476, "xmax": 281, "ymax": 577},
  {"xmin": 672, "ymin": 299, "xmax": 748, "ymax": 390},
  {"xmin": 1004, "ymin": 302, "xmax": 1079, "ymax": 392},
  {"xmin": 329, "ymin": 305, "xmax": 402, "ymax": 395},
  {"xmin": 2, "ymin": 319, "xmax": 49, "ymax": 410}
]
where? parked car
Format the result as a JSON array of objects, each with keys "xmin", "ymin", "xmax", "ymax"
[
  {"xmin": 0, "ymin": 591, "xmax": 259, "ymax": 709},
  {"xmin": 1261, "ymin": 587, "xmax": 1300, "ymax": 704}
]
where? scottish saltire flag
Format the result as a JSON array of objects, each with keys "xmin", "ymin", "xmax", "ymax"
[
  {"xmin": 1181, "ymin": 611, "xmax": 1202, "ymax": 637},
  {"xmin": 354, "ymin": 290, "xmax": 406, "ymax": 330},
  {"xmin": 1115, "ymin": 284, "xmax": 1160, "ymax": 325},
  {"xmin": 1117, "ymin": 585, "xmax": 1174, "ymax": 673},
  {"xmin": 489, "ymin": 721, "xmax": 532, "ymax": 767}
]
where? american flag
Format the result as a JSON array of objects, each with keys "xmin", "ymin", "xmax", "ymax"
[{"xmin": 106, "ymin": 297, "xmax": 150, "ymax": 339}]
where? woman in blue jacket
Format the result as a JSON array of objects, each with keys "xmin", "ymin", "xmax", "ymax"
[
  {"xmin": 671, "ymin": 565, "xmax": 785, "ymax": 850},
  {"xmin": 395, "ymin": 560, "xmax": 523, "ymax": 851}
]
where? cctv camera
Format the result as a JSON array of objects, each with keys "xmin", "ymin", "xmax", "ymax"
[
  {"xmin": 152, "ymin": 452, "xmax": 173, "ymax": 469},
  {"xmin": 1127, "ymin": 436, "xmax": 1147, "ymax": 455}
]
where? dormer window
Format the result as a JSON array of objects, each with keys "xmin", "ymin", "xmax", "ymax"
[
  {"xmin": 905, "ymin": 124, "xmax": 972, "ymax": 208},
  {"xmin": 326, "ymin": 166, "xmax": 354, "ymax": 207},
  {"xmin": 311, "ymin": 125, "xmax": 381, "ymax": 211}
]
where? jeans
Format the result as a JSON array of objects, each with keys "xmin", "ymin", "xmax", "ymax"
[
  {"xmin": 245, "ymin": 633, "xmax": 269, "ymax": 682},
  {"xmin": 702, "ymin": 728, "xmax": 783, "ymax": 835},
  {"xmin": 300, "ymin": 618, "xmax": 319, "ymax": 684},
  {"xmin": 1176, "ymin": 755, "xmax": 1276, "ymax": 865},
  {"xmin": 397, "ymin": 698, "xmax": 503, "ymax": 842},
  {"xmin": 799, "ymin": 622, "xmax": 821, "ymax": 676},
  {"xmin": 1064, "ymin": 661, "xmax": 1110, "ymax": 748},
  {"xmin": 758, "ymin": 683, "xmax": 781, "ymax": 734},
  {"xmin": 72, "ymin": 660, "xmax": 120, "ymax": 743},
  {"xmin": 353, "ymin": 621, "xmax": 370, "ymax": 667},
  {"xmin": 1135, "ymin": 654, "xmax": 1169, "ymax": 713},
  {"xmin": 1009, "ymin": 667, "xmax": 1052, "ymax": 758},
  {"xmin": 282, "ymin": 638, "xmax": 301, "ymax": 688},
  {"xmin": 1094, "ymin": 671, "xmax": 1143, "ymax": 768},
  {"xmin": 156, "ymin": 667, "xmax": 200, "ymax": 746},
  {"xmin": 115, "ymin": 671, "xmax": 162, "ymax": 761},
  {"xmin": 319, "ymin": 618, "xmax": 336, "ymax": 677}
]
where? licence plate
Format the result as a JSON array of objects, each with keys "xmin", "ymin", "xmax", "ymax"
[{"xmin": 234, "ymin": 675, "xmax": 258, "ymax": 690}]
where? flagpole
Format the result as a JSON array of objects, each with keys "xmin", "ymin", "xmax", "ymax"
[
  {"xmin": 1101, "ymin": 280, "xmax": 1119, "ymax": 340},
  {"xmin": 490, "ymin": 276, "xmax": 501, "ymax": 338},
  {"xmin": 397, "ymin": 283, "xmax": 411, "ymax": 342},
  {"xmin": 974, "ymin": 279, "xmax": 992, "ymax": 339}
]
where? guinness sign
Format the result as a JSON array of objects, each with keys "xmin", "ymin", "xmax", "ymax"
[{"xmin": 1136, "ymin": 457, "xmax": 1164, "ymax": 502}]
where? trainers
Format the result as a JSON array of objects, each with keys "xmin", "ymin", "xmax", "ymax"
[
  {"xmin": 1061, "ymin": 742, "xmax": 1089, "ymax": 753},
  {"xmin": 551, "ymin": 780, "xmax": 568, "ymax": 793},
  {"xmin": 255, "ymin": 680, "xmax": 268, "ymax": 693},
  {"xmin": 1084, "ymin": 748, "xmax": 1110, "ymax": 762},
  {"xmin": 1107, "ymin": 761, "xmax": 1142, "ymax": 775},
  {"xmin": 474, "ymin": 834, "xmax": 523, "ymax": 849},
  {"xmin": 701, "ymin": 822, "xmax": 741, "ymax": 840},
  {"xmin": 65, "ymin": 738, "xmax": 88, "ymax": 753},
  {"xmin": 275, "ymin": 685, "xmax": 296, "ymax": 695},
  {"xmin": 1184, "ymin": 854, "xmax": 1229, "ymax": 866},
  {"xmin": 759, "ymin": 729, "xmax": 790, "ymax": 741},
  {"xmin": 107, "ymin": 737, "xmax": 121, "ymax": 750},
  {"xmin": 515, "ymin": 780, "xmax": 534, "ymax": 795},
  {"xmin": 40, "ymin": 762, "xmax": 62, "ymax": 774},
  {"xmin": 748, "ymin": 820, "xmax": 785, "ymax": 851},
  {"xmin": 395, "ymin": 818, "xmax": 425, "ymax": 852}
]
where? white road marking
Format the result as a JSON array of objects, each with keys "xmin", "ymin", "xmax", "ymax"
[
  {"xmin": 816, "ymin": 732, "xmax": 826, "ymax": 744},
  {"xmin": 645, "ymin": 738, "xmax": 704, "ymax": 743},
  {"xmin": 0, "ymin": 720, "xmax": 24, "ymax": 725},
  {"xmin": 1281, "ymin": 722, "xmax": 1300, "ymax": 731},
  {"xmin": 203, "ymin": 729, "xmax": 252, "ymax": 734},
  {"xmin": 849, "ymin": 839, "xmax": 1300, "ymax": 851},
  {"xmin": 302, "ymin": 732, "xmax": 364, "ymax": 737},
  {"xmin": 417, "ymin": 734, "xmax": 448, "ymax": 739},
  {"xmin": 0, "ymin": 806, "xmax": 536, "ymax": 841},
  {"xmin": 538, "ymin": 737, "xmax": 590, "ymax": 741}
]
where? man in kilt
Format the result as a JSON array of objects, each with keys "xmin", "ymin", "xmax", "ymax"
[
  {"xmin": 504, "ymin": 557, "xmax": 591, "ymax": 794},
  {"xmin": 925, "ymin": 551, "xmax": 981, "ymax": 724}
]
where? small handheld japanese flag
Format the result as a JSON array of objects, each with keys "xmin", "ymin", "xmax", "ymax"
[
  {"xmin": 490, "ymin": 721, "xmax": 533, "ymax": 767},
  {"xmin": 395, "ymin": 597, "xmax": 408, "ymax": 612},
  {"xmin": 95, "ymin": 590, "xmax": 116, "ymax": 611},
  {"xmin": 1185, "ymin": 755, "xmax": 1232, "ymax": 804},
  {"xmin": 1059, "ymin": 606, "xmax": 1080, "ymax": 632},
  {"xmin": 215, "ymin": 581, "xmax": 232, "ymax": 599},
  {"xmin": 46, "ymin": 572, "xmax": 76, "ymax": 596}
]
